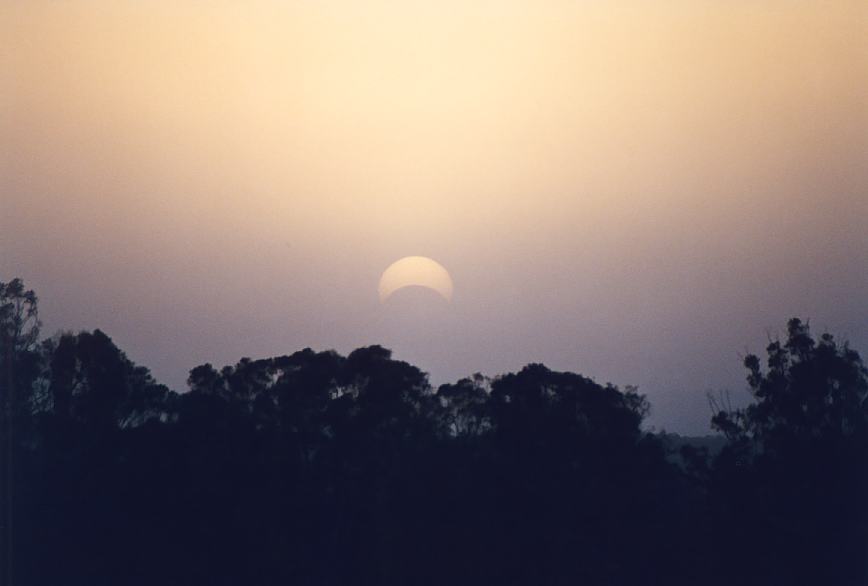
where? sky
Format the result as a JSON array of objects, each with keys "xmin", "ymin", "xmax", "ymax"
[{"xmin": 2, "ymin": 1, "xmax": 867, "ymax": 434}]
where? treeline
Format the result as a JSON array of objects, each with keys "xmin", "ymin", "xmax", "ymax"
[{"xmin": 1, "ymin": 278, "xmax": 867, "ymax": 586}]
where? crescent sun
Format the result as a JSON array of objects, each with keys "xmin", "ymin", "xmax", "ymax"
[{"xmin": 378, "ymin": 256, "xmax": 454, "ymax": 303}]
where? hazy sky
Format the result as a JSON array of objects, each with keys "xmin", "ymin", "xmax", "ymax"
[{"xmin": 2, "ymin": 1, "xmax": 867, "ymax": 433}]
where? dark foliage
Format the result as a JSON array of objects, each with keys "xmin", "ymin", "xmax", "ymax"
[
  {"xmin": 709, "ymin": 318, "xmax": 868, "ymax": 586},
  {"xmin": 2, "ymin": 280, "xmax": 866, "ymax": 585}
]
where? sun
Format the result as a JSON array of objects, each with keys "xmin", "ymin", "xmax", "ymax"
[{"xmin": 378, "ymin": 256, "xmax": 454, "ymax": 303}]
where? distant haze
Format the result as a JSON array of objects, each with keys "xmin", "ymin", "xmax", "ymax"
[{"xmin": 2, "ymin": 1, "xmax": 867, "ymax": 434}]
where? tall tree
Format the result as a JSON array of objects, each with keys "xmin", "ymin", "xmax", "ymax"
[
  {"xmin": 0, "ymin": 278, "xmax": 41, "ymax": 585},
  {"xmin": 711, "ymin": 318, "xmax": 868, "ymax": 585}
]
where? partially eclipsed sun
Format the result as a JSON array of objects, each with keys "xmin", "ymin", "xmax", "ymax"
[{"xmin": 378, "ymin": 256, "xmax": 454, "ymax": 303}]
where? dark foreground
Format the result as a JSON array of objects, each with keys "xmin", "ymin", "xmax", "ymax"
[{"xmin": 2, "ymin": 278, "xmax": 867, "ymax": 585}]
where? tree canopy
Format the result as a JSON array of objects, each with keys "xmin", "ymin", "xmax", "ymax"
[{"xmin": 2, "ymin": 278, "xmax": 866, "ymax": 586}]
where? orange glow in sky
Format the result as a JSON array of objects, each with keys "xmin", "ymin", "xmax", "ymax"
[{"xmin": 2, "ymin": 1, "xmax": 867, "ymax": 432}]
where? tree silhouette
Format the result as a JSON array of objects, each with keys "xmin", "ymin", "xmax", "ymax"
[
  {"xmin": 45, "ymin": 330, "xmax": 172, "ymax": 427},
  {"xmin": 436, "ymin": 373, "xmax": 491, "ymax": 437},
  {"xmin": 1, "ymin": 278, "xmax": 42, "ymax": 419},
  {"xmin": 4, "ymin": 278, "xmax": 867, "ymax": 586},
  {"xmin": 1, "ymin": 279, "xmax": 43, "ymax": 585},
  {"xmin": 710, "ymin": 318, "xmax": 868, "ymax": 586}
]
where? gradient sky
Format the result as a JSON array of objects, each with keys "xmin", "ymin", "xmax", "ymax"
[{"xmin": 2, "ymin": 1, "xmax": 867, "ymax": 433}]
